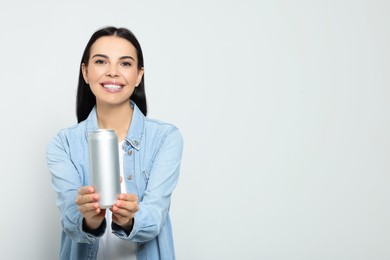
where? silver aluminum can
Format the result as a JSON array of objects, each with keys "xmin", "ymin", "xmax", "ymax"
[{"xmin": 88, "ymin": 129, "xmax": 121, "ymax": 209}]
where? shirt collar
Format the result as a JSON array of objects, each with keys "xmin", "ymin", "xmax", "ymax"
[
  {"xmin": 85, "ymin": 101, "xmax": 145, "ymax": 151},
  {"xmin": 125, "ymin": 101, "xmax": 144, "ymax": 150}
]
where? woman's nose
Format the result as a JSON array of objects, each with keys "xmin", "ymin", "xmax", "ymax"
[{"xmin": 105, "ymin": 64, "xmax": 119, "ymax": 77}]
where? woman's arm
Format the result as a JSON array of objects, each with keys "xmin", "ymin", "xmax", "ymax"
[
  {"xmin": 46, "ymin": 132, "xmax": 106, "ymax": 243},
  {"xmin": 112, "ymin": 127, "xmax": 183, "ymax": 242}
]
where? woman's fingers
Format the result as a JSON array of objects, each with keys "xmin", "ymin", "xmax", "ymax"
[
  {"xmin": 111, "ymin": 193, "xmax": 139, "ymax": 225},
  {"xmin": 116, "ymin": 194, "xmax": 139, "ymax": 212},
  {"xmin": 112, "ymin": 202, "xmax": 139, "ymax": 216},
  {"xmin": 75, "ymin": 186, "xmax": 106, "ymax": 230},
  {"xmin": 78, "ymin": 201, "xmax": 100, "ymax": 214},
  {"xmin": 76, "ymin": 193, "xmax": 99, "ymax": 205},
  {"xmin": 78, "ymin": 186, "xmax": 94, "ymax": 195},
  {"xmin": 111, "ymin": 207, "xmax": 135, "ymax": 226},
  {"xmin": 118, "ymin": 193, "xmax": 138, "ymax": 203},
  {"xmin": 75, "ymin": 186, "xmax": 101, "ymax": 215},
  {"xmin": 76, "ymin": 186, "xmax": 99, "ymax": 205}
]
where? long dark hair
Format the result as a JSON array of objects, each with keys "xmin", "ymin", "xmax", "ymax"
[{"xmin": 76, "ymin": 26, "xmax": 147, "ymax": 123}]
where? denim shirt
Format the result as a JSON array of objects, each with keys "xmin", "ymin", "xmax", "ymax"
[{"xmin": 46, "ymin": 102, "xmax": 183, "ymax": 260}]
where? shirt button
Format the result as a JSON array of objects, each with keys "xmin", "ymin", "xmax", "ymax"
[
  {"xmin": 133, "ymin": 140, "xmax": 139, "ymax": 146},
  {"xmin": 127, "ymin": 175, "xmax": 133, "ymax": 180},
  {"xmin": 127, "ymin": 150, "xmax": 132, "ymax": 155}
]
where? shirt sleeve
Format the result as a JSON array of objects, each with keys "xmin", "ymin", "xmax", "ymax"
[
  {"xmin": 46, "ymin": 131, "xmax": 105, "ymax": 243},
  {"xmin": 113, "ymin": 127, "xmax": 183, "ymax": 242}
]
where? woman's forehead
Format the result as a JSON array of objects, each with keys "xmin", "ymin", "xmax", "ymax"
[{"xmin": 90, "ymin": 36, "xmax": 137, "ymax": 58}]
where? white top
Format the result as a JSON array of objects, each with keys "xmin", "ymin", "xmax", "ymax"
[{"xmin": 97, "ymin": 141, "xmax": 137, "ymax": 259}]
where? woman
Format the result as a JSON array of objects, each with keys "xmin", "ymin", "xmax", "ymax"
[{"xmin": 46, "ymin": 26, "xmax": 183, "ymax": 260}]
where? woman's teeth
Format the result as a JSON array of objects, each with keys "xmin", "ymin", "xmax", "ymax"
[{"xmin": 103, "ymin": 84, "xmax": 122, "ymax": 90}]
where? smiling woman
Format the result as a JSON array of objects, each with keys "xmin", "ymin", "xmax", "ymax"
[
  {"xmin": 76, "ymin": 27, "xmax": 147, "ymax": 126},
  {"xmin": 81, "ymin": 36, "xmax": 144, "ymax": 125},
  {"xmin": 46, "ymin": 26, "xmax": 183, "ymax": 260}
]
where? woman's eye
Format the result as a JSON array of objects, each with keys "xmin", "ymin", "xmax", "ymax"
[
  {"xmin": 121, "ymin": 62, "xmax": 132, "ymax": 67},
  {"xmin": 94, "ymin": 59, "xmax": 106, "ymax": 64}
]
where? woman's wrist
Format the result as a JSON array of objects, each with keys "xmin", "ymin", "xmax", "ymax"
[
  {"xmin": 120, "ymin": 218, "xmax": 134, "ymax": 232},
  {"xmin": 83, "ymin": 218, "xmax": 106, "ymax": 236},
  {"xmin": 112, "ymin": 218, "xmax": 134, "ymax": 236}
]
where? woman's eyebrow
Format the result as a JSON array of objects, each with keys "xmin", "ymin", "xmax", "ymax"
[
  {"xmin": 91, "ymin": 54, "xmax": 135, "ymax": 61},
  {"xmin": 92, "ymin": 54, "xmax": 108, "ymax": 59},
  {"xmin": 119, "ymin": 56, "xmax": 135, "ymax": 61}
]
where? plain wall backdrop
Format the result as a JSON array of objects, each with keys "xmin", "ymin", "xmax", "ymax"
[{"xmin": 0, "ymin": 0, "xmax": 389, "ymax": 259}]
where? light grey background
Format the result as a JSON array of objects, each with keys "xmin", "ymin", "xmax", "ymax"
[{"xmin": 0, "ymin": 0, "xmax": 389, "ymax": 259}]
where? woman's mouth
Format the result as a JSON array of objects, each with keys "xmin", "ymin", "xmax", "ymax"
[
  {"xmin": 101, "ymin": 83, "xmax": 124, "ymax": 92},
  {"xmin": 103, "ymin": 84, "xmax": 122, "ymax": 89}
]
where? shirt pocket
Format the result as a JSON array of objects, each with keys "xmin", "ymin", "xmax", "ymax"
[{"xmin": 142, "ymin": 169, "xmax": 151, "ymax": 183}]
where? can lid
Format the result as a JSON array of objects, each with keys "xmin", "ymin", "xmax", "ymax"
[
  {"xmin": 88, "ymin": 129, "xmax": 117, "ymax": 137},
  {"xmin": 89, "ymin": 129, "xmax": 115, "ymax": 133}
]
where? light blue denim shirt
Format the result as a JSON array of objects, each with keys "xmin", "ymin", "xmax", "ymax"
[{"xmin": 46, "ymin": 102, "xmax": 183, "ymax": 260}]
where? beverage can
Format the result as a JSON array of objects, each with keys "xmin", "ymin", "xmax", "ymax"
[{"xmin": 88, "ymin": 129, "xmax": 121, "ymax": 209}]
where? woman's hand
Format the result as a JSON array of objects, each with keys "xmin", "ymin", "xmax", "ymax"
[
  {"xmin": 111, "ymin": 193, "xmax": 139, "ymax": 231},
  {"xmin": 75, "ymin": 186, "xmax": 106, "ymax": 230}
]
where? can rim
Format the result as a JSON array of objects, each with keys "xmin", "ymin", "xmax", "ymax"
[
  {"xmin": 88, "ymin": 129, "xmax": 117, "ymax": 137},
  {"xmin": 89, "ymin": 129, "xmax": 115, "ymax": 133}
]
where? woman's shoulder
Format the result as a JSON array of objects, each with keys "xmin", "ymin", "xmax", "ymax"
[
  {"xmin": 143, "ymin": 117, "xmax": 183, "ymax": 145},
  {"xmin": 144, "ymin": 117, "xmax": 183, "ymax": 144},
  {"xmin": 47, "ymin": 121, "xmax": 88, "ymax": 150},
  {"xmin": 144, "ymin": 117, "xmax": 181, "ymax": 135},
  {"xmin": 56, "ymin": 120, "xmax": 87, "ymax": 137}
]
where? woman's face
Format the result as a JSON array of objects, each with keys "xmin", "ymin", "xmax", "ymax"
[{"xmin": 82, "ymin": 36, "xmax": 144, "ymax": 108}]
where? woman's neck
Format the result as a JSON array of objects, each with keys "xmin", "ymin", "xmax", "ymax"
[{"xmin": 96, "ymin": 102, "xmax": 133, "ymax": 141}]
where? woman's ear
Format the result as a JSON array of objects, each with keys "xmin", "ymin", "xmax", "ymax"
[
  {"xmin": 136, "ymin": 67, "xmax": 144, "ymax": 87},
  {"xmin": 81, "ymin": 63, "xmax": 89, "ymax": 84}
]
